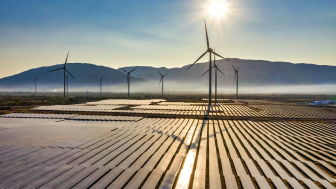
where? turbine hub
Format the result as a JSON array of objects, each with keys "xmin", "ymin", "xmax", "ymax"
[{"xmin": 208, "ymin": 48, "xmax": 213, "ymax": 52}]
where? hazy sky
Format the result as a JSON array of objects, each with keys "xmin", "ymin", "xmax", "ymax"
[{"xmin": 1, "ymin": 0, "xmax": 336, "ymax": 78}]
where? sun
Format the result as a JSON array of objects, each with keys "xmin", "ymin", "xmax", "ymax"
[{"xmin": 208, "ymin": 1, "xmax": 228, "ymax": 18}]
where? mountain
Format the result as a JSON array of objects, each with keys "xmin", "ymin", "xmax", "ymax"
[
  {"xmin": 0, "ymin": 63, "xmax": 148, "ymax": 91},
  {"xmin": 1, "ymin": 59, "xmax": 336, "ymax": 93}
]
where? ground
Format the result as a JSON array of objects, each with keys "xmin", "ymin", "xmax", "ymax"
[{"xmin": 1, "ymin": 94, "xmax": 336, "ymax": 188}]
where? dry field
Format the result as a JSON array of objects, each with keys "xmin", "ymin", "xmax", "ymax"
[{"xmin": 1, "ymin": 99, "xmax": 336, "ymax": 188}]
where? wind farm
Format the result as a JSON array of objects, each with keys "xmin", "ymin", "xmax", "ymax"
[{"xmin": 1, "ymin": 0, "xmax": 336, "ymax": 189}]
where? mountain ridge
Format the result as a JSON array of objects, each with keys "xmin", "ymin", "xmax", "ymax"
[
  {"xmin": 121, "ymin": 58, "xmax": 336, "ymax": 86},
  {"xmin": 1, "ymin": 58, "xmax": 336, "ymax": 92}
]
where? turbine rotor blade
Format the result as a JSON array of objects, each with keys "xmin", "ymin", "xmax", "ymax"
[
  {"xmin": 159, "ymin": 77, "xmax": 162, "ymax": 86},
  {"xmin": 129, "ymin": 66, "xmax": 137, "ymax": 73},
  {"xmin": 94, "ymin": 74, "xmax": 99, "ymax": 79},
  {"xmin": 204, "ymin": 20, "xmax": 209, "ymax": 49},
  {"xmin": 157, "ymin": 69, "xmax": 162, "ymax": 76},
  {"xmin": 46, "ymin": 67, "xmax": 63, "ymax": 73},
  {"xmin": 212, "ymin": 52, "xmax": 229, "ymax": 61},
  {"xmin": 231, "ymin": 64, "xmax": 236, "ymax": 71},
  {"xmin": 201, "ymin": 69, "xmax": 210, "ymax": 76},
  {"xmin": 66, "ymin": 69, "xmax": 76, "ymax": 80},
  {"xmin": 233, "ymin": 73, "xmax": 237, "ymax": 85},
  {"xmin": 187, "ymin": 51, "xmax": 208, "ymax": 70},
  {"xmin": 119, "ymin": 67, "xmax": 128, "ymax": 74},
  {"xmin": 217, "ymin": 67, "xmax": 224, "ymax": 75},
  {"xmin": 237, "ymin": 66, "xmax": 241, "ymax": 70},
  {"xmin": 201, "ymin": 64, "xmax": 216, "ymax": 76},
  {"xmin": 64, "ymin": 52, "xmax": 69, "ymax": 67},
  {"xmin": 163, "ymin": 74, "xmax": 168, "ymax": 77}
]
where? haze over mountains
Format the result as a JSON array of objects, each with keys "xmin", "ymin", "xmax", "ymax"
[{"xmin": 1, "ymin": 58, "xmax": 336, "ymax": 93}]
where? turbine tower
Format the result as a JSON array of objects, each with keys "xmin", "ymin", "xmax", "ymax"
[
  {"xmin": 119, "ymin": 67, "xmax": 138, "ymax": 98},
  {"xmin": 32, "ymin": 76, "xmax": 37, "ymax": 96},
  {"xmin": 232, "ymin": 64, "xmax": 240, "ymax": 99},
  {"xmin": 213, "ymin": 49, "xmax": 228, "ymax": 103},
  {"xmin": 46, "ymin": 52, "xmax": 76, "ymax": 99},
  {"xmin": 66, "ymin": 76, "xmax": 68, "ymax": 97},
  {"xmin": 187, "ymin": 20, "xmax": 228, "ymax": 105},
  {"xmin": 201, "ymin": 50, "xmax": 225, "ymax": 104},
  {"xmin": 66, "ymin": 71, "xmax": 76, "ymax": 97},
  {"xmin": 158, "ymin": 69, "xmax": 168, "ymax": 97},
  {"xmin": 95, "ymin": 75, "xmax": 106, "ymax": 96}
]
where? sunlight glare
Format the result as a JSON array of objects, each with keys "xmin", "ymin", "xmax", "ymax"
[{"xmin": 208, "ymin": 1, "xmax": 228, "ymax": 18}]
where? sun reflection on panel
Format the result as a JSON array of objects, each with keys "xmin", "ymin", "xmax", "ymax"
[{"xmin": 175, "ymin": 150, "xmax": 197, "ymax": 188}]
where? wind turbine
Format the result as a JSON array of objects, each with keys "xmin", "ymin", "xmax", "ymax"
[
  {"xmin": 186, "ymin": 20, "xmax": 228, "ymax": 105},
  {"xmin": 201, "ymin": 50, "xmax": 225, "ymax": 103},
  {"xmin": 32, "ymin": 76, "xmax": 37, "ymax": 96},
  {"xmin": 232, "ymin": 64, "xmax": 240, "ymax": 99},
  {"xmin": 46, "ymin": 52, "xmax": 76, "ymax": 99},
  {"xmin": 95, "ymin": 75, "xmax": 107, "ymax": 96},
  {"xmin": 119, "ymin": 67, "xmax": 137, "ymax": 98},
  {"xmin": 158, "ymin": 69, "xmax": 168, "ymax": 97}
]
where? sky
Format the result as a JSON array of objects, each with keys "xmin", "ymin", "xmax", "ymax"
[{"xmin": 0, "ymin": 0, "xmax": 336, "ymax": 79}]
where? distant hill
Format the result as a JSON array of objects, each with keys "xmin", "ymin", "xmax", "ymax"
[
  {"xmin": 1, "ymin": 59, "xmax": 336, "ymax": 92},
  {"xmin": 0, "ymin": 63, "xmax": 148, "ymax": 91}
]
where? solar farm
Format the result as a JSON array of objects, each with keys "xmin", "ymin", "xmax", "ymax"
[{"xmin": 1, "ymin": 99, "xmax": 336, "ymax": 189}]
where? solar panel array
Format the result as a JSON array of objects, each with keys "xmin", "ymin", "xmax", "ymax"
[
  {"xmin": 32, "ymin": 99, "xmax": 336, "ymax": 120},
  {"xmin": 1, "ymin": 99, "xmax": 336, "ymax": 188}
]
